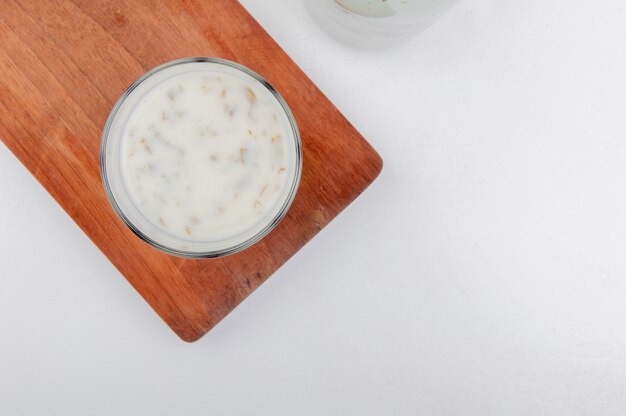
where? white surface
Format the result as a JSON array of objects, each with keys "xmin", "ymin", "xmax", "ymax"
[{"xmin": 1, "ymin": 0, "xmax": 626, "ymax": 414}]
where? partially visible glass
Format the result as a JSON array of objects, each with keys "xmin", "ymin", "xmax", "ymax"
[{"xmin": 304, "ymin": 0, "xmax": 461, "ymax": 48}]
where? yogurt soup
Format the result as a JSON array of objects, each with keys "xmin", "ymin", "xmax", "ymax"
[{"xmin": 101, "ymin": 58, "xmax": 302, "ymax": 257}]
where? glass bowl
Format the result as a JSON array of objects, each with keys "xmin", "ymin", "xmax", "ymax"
[
  {"xmin": 304, "ymin": 0, "xmax": 461, "ymax": 48},
  {"xmin": 100, "ymin": 57, "xmax": 302, "ymax": 258}
]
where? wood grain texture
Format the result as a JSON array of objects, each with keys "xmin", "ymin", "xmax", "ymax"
[{"xmin": 0, "ymin": 0, "xmax": 382, "ymax": 341}]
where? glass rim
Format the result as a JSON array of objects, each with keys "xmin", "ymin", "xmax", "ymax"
[{"xmin": 100, "ymin": 57, "xmax": 302, "ymax": 258}]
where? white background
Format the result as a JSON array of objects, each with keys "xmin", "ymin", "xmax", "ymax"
[{"xmin": 2, "ymin": 0, "xmax": 626, "ymax": 414}]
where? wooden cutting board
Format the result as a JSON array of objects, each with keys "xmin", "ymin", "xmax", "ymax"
[{"xmin": 0, "ymin": 0, "xmax": 382, "ymax": 341}]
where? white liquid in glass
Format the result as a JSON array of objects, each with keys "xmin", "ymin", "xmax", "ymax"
[
  {"xmin": 305, "ymin": 0, "xmax": 461, "ymax": 47},
  {"xmin": 121, "ymin": 70, "xmax": 293, "ymax": 242}
]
